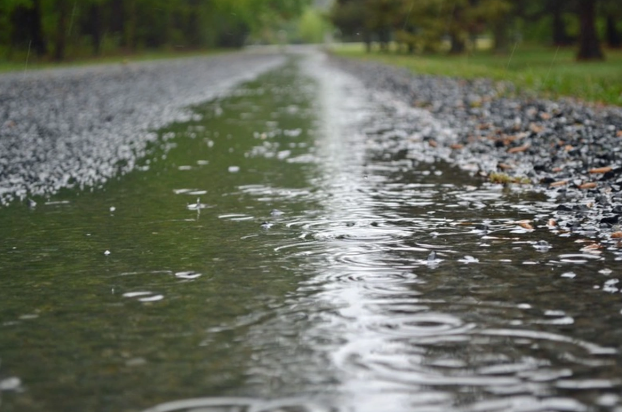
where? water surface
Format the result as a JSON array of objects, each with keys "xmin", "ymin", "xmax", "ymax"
[{"xmin": 1, "ymin": 52, "xmax": 622, "ymax": 412}]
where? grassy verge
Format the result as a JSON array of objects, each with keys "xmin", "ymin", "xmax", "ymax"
[
  {"xmin": 0, "ymin": 48, "xmax": 229, "ymax": 74},
  {"xmin": 331, "ymin": 43, "xmax": 622, "ymax": 106}
]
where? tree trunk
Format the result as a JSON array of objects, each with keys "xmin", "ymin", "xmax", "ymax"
[
  {"xmin": 552, "ymin": 3, "xmax": 572, "ymax": 46},
  {"xmin": 88, "ymin": 4, "xmax": 102, "ymax": 55},
  {"xmin": 605, "ymin": 15, "xmax": 621, "ymax": 48},
  {"xmin": 449, "ymin": 33, "xmax": 466, "ymax": 54},
  {"xmin": 492, "ymin": 20, "xmax": 508, "ymax": 53},
  {"xmin": 54, "ymin": 0, "xmax": 69, "ymax": 61},
  {"xmin": 125, "ymin": 0, "xmax": 137, "ymax": 51},
  {"xmin": 576, "ymin": 0, "xmax": 604, "ymax": 60},
  {"xmin": 31, "ymin": 0, "xmax": 47, "ymax": 56}
]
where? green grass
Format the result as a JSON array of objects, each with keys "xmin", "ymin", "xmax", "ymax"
[
  {"xmin": 0, "ymin": 48, "xmax": 229, "ymax": 74},
  {"xmin": 331, "ymin": 43, "xmax": 622, "ymax": 106}
]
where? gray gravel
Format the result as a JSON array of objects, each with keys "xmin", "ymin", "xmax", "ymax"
[
  {"xmin": 0, "ymin": 52, "xmax": 285, "ymax": 205},
  {"xmin": 332, "ymin": 56, "xmax": 622, "ymax": 240}
]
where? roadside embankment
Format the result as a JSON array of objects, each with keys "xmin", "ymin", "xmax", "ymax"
[
  {"xmin": 332, "ymin": 56, "xmax": 622, "ymax": 242},
  {"xmin": 0, "ymin": 52, "xmax": 284, "ymax": 206}
]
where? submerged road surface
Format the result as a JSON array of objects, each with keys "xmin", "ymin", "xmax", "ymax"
[{"xmin": 1, "ymin": 48, "xmax": 622, "ymax": 412}]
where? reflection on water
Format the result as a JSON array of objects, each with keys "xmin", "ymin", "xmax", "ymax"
[{"xmin": 1, "ymin": 51, "xmax": 622, "ymax": 412}]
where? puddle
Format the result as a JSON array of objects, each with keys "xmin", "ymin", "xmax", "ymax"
[{"xmin": 0, "ymin": 51, "xmax": 621, "ymax": 412}]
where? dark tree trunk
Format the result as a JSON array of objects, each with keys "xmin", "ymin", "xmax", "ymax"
[
  {"xmin": 125, "ymin": 0, "xmax": 137, "ymax": 51},
  {"xmin": 30, "ymin": 0, "xmax": 47, "ymax": 56},
  {"xmin": 552, "ymin": 2, "xmax": 573, "ymax": 46},
  {"xmin": 363, "ymin": 31, "xmax": 371, "ymax": 53},
  {"xmin": 576, "ymin": 0, "xmax": 604, "ymax": 60},
  {"xmin": 605, "ymin": 15, "xmax": 621, "ymax": 48},
  {"xmin": 54, "ymin": 0, "xmax": 69, "ymax": 61},
  {"xmin": 10, "ymin": 1, "xmax": 47, "ymax": 56},
  {"xmin": 449, "ymin": 33, "xmax": 466, "ymax": 54},
  {"xmin": 492, "ymin": 20, "xmax": 509, "ymax": 53},
  {"xmin": 87, "ymin": 3, "xmax": 102, "ymax": 55}
]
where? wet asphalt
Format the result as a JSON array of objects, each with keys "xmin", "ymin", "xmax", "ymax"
[{"xmin": 2, "ymin": 49, "xmax": 622, "ymax": 243}]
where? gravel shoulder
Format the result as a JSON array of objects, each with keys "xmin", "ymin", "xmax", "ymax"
[
  {"xmin": 0, "ymin": 51, "xmax": 285, "ymax": 206},
  {"xmin": 332, "ymin": 55, "xmax": 622, "ymax": 243}
]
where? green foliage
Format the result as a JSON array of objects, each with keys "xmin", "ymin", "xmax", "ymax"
[
  {"xmin": 333, "ymin": 44, "xmax": 622, "ymax": 105},
  {"xmin": 298, "ymin": 8, "xmax": 327, "ymax": 43},
  {"xmin": 0, "ymin": 0, "xmax": 311, "ymax": 62}
]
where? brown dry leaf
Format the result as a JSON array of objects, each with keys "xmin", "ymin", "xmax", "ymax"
[
  {"xmin": 508, "ymin": 144, "xmax": 530, "ymax": 154},
  {"xmin": 539, "ymin": 112, "xmax": 552, "ymax": 120},
  {"xmin": 428, "ymin": 140, "xmax": 438, "ymax": 148},
  {"xmin": 617, "ymin": 130, "xmax": 622, "ymax": 137},
  {"xmin": 498, "ymin": 163, "xmax": 513, "ymax": 170},
  {"xmin": 589, "ymin": 166, "xmax": 613, "ymax": 174},
  {"xmin": 549, "ymin": 180, "xmax": 568, "ymax": 187},
  {"xmin": 552, "ymin": 167, "xmax": 563, "ymax": 172},
  {"xmin": 529, "ymin": 123, "xmax": 544, "ymax": 133},
  {"xmin": 450, "ymin": 143, "xmax": 464, "ymax": 150},
  {"xmin": 611, "ymin": 232, "xmax": 622, "ymax": 239},
  {"xmin": 518, "ymin": 221, "xmax": 534, "ymax": 230},
  {"xmin": 581, "ymin": 244, "xmax": 603, "ymax": 254},
  {"xmin": 579, "ymin": 182, "xmax": 597, "ymax": 189},
  {"xmin": 547, "ymin": 219, "xmax": 557, "ymax": 227},
  {"xmin": 564, "ymin": 145, "xmax": 574, "ymax": 152}
]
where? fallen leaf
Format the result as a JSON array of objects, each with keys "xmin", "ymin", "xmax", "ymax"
[
  {"xmin": 428, "ymin": 140, "xmax": 438, "ymax": 148},
  {"xmin": 508, "ymin": 144, "xmax": 530, "ymax": 154},
  {"xmin": 539, "ymin": 112, "xmax": 552, "ymax": 120},
  {"xmin": 529, "ymin": 123, "xmax": 544, "ymax": 133},
  {"xmin": 548, "ymin": 219, "xmax": 557, "ymax": 227},
  {"xmin": 579, "ymin": 182, "xmax": 597, "ymax": 189},
  {"xmin": 611, "ymin": 232, "xmax": 622, "ymax": 239},
  {"xmin": 564, "ymin": 145, "xmax": 574, "ymax": 152},
  {"xmin": 617, "ymin": 130, "xmax": 622, "ymax": 137},
  {"xmin": 518, "ymin": 221, "xmax": 534, "ymax": 230},
  {"xmin": 450, "ymin": 143, "xmax": 464, "ymax": 150},
  {"xmin": 589, "ymin": 166, "xmax": 613, "ymax": 174},
  {"xmin": 549, "ymin": 180, "xmax": 568, "ymax": 187},
  {"xmin": 497, "ymin": 163, "xmax": 513, "ymax": 170}
]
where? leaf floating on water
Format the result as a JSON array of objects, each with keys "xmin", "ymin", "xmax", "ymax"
[
  {"xmin": 610, "ymin": 232, "xmax": 622, "ymax": 239},
  {"xmin": 547, "ymin": 219, "xmax": 557, "ymax": 227},
  {"xmin": 518, "ymin": 221, "xmax": 534, "ymax": 230}
]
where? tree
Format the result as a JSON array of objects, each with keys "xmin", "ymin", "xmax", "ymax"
[{"xmin": 576, "ymin": 0, "xmax": 604, "ymax": 60}]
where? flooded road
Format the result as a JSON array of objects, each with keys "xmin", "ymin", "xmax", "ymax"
[{"xmin": 1, "ymin": 51, "xmax": 622, "ymax": 412}]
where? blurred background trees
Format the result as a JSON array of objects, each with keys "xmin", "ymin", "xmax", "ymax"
[
  {"xmin": 330, "ymin": 0, "xmax": 622, "ymax": 60},
  {"xmin": 0, "ymin": 0, "xmax": 311, "ymax": 61}
]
